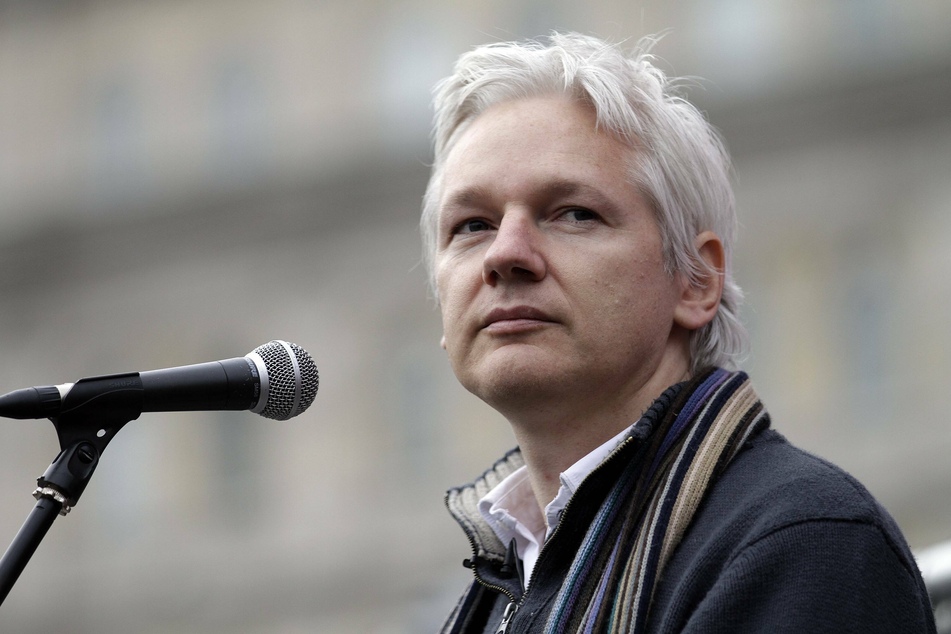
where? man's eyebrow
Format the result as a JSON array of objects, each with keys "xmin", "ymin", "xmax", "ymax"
[
  {"xmin": 539, "ymin": 180, "xmax": 618, "ymax": 209},
  {"xmin": 539, "ymin": 179, "xmax": 588, "ymax": 200},
  {"xmin": 442, "ymin": 180, "xmax": 613, "ymax": 209},
  {"xmin": 442, "ymin": 185, "xmax": 494, "ymax": 210}
]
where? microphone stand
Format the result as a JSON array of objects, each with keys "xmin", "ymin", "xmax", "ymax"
[{"xmin": 0, "ymin": 385, "xmax": 139, "ymax": 606}]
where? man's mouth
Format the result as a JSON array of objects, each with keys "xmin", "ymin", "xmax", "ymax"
[{"xmin": 481, "ymin": 306, "xmax": 556, "ymax": 334}]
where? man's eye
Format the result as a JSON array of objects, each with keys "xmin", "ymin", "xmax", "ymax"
[
  {"xmin": 455, "ymin": 218, "xmax": 492, "ymax": 234},
  {"xmin": 562, "ymin": 208, "xmax": 598, "ymax": 222}
]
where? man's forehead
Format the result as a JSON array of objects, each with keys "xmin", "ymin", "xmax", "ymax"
[{"xmin": 444, "ymin": 96, "xmax": 608, "ymax": 160}]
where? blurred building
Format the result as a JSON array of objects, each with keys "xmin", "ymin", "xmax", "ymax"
[{"xmin": 0, "ymin": 1, "xmax": 949, "ymax": 631}]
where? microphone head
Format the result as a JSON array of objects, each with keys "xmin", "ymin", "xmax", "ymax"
[{"xmin": 247, "ymin": 340, "xmax": 319, "ymax": 420}]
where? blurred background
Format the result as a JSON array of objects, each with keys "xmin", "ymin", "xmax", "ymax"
[{"xmin": 0, "ymin": 0, "xmax": 950, "ymax": 631}]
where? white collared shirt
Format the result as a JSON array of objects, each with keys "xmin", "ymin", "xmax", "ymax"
[{"xmin": 478, "ymin": 424, "xmax": 633, "ymax": 588}]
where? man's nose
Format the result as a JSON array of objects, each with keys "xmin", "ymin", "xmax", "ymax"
[{"xmin": 482, "ymin": 211, "xmax": 547, "ymax": 285}]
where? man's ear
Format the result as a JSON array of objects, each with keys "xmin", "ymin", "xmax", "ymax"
[{"xmin": 673, "ymin": 231, "xmax": 725, "ymax": 331}]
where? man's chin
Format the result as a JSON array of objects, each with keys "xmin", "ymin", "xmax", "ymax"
[{"xmin": 460, "ymin": 350, "xmax": 571, "ymax": 407}]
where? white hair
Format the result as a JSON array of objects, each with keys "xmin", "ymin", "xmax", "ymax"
[{"xmin": 421, "ymin": 32, "xmax": 747, "ymax": 372}]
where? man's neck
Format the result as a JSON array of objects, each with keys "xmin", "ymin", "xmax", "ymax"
[{"xmin": 509, "ymin": 358, "xmax": 690, "ymax": 513}]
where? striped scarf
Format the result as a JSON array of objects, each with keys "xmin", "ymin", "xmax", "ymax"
[{"xmin": 544, "ymin": 368, "xmax": 769, "ymax": 633}]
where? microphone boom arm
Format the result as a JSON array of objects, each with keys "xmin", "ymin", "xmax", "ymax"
[{"xmin": 0, "ymin": 390, "xmax": 141, "ymax": 606}]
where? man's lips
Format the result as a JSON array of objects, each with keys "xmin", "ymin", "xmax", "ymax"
[{"xmin": 481, "ymin": 306, "xmax": 557, "ymax": 333}]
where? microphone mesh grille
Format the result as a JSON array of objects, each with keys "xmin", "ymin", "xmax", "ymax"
[{"xmin": 253, "ymin": 341, "xmax": 319, "ymax": 420}]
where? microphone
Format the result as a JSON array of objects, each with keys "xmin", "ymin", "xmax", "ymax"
[{"xmin": 0, "ymin": 340, "xmax": 319, "ymax": 422}]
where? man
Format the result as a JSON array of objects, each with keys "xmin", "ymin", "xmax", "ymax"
[{"xmin": 421, "ymin": 32, "xmax": 936, "ymax": 633}]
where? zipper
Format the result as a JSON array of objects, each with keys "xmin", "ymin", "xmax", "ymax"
[
  {"xmin": 495, "ymin": 600, "xmax": 518, "ymax": 634},
  {"xmin": 464, "ymin": 545, "xmax": 524, "ymax": 634},
  {"xmin": 456, "ymin": 525, "xmax": 524, "ymax": 633}
]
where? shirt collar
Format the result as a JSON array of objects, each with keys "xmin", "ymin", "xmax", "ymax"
[{"xmin": 478, "ymin": 423, "xmax": 635, "ymax": 562}]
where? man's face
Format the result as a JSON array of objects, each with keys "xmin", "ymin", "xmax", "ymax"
[{"xmin": 434, "ymin": 96, "xmax": 688, "ymax": 418}]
